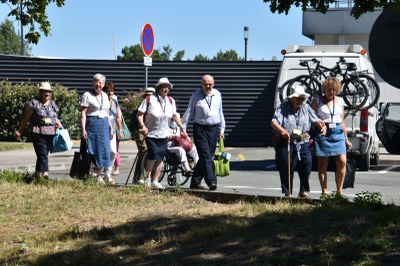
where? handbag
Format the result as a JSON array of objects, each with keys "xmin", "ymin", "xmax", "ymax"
[
  {"xmin": 343, "ymin": 154, "xmax": 356, "ymax": 189},
  {"xmin": 175, "ymin": 136, "xmax": 193, "ymax": 152},
  {"xmin": 69, "ymin": 140, "xmax": 91, "ymax": 179},
  {"xmin": 121, "ymin": 114, "xmax": 132, "ymax": 141},
  {"xmin": 213, "ymin": 138, "xmax": 230, "ymax": 177},
  {"xmin": 50, "ymin": 127, "xmax": 73, "ymax": 153}
]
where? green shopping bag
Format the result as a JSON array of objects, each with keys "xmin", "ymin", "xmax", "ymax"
[{"xmin": 213, "ymin": 138, "xmax": 230, "ymax": 177}]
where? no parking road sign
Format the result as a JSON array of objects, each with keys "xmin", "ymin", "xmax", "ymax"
[{"xmin": 141, "ymin": 23, "xmax": 154, "ymax": 57}]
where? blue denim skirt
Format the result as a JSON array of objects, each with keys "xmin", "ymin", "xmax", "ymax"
[
  {"xmin": 315, "ymin": 124, "xmax": 346, "ymax": 157},
  {"xmin": 86, "ymin": 116, "xmax": 110, "ymax": 167}
]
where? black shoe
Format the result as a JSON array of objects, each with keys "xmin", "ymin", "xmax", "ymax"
[
  {"xmin": 209, "ymin": 183, "xmax": 217, "ymax": 191},
  {"xmin": 190, "ymin": 183, "xmax": 205, "ymax": 190}
]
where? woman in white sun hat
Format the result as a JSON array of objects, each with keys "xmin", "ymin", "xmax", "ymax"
[
  {"xmin": 136, "ymin": 77, "xmax": 187, "ymax": 189},
  {"xmin": 272, "ymin": 85, "xmax": 325, "ymax": 198},
  {"xmin": 15, "ymin": 82, "xmax": 62, "ymax": 179}
]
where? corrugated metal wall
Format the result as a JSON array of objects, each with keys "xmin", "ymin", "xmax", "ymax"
[{"xmin": 0, "ymin": 55, "xmax": 282, "ymax": 147}]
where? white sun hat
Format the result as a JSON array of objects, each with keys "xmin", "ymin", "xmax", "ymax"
[{"xmin": 288, "ymin": 85, "xmax": 310, "ymax": 99}]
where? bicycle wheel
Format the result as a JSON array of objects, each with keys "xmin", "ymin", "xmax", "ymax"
[
  {"xmin": 278, "ymin": 78, "xmax": 293, "ymax": 103},
  {"xmin": 288, "ymin": 75, "xmax": 321, "ymax": 104},
  {"xmin": 140, "ymin": 152, "xmax": 168, "ymax": 183},
  {"xmin": 357, "ymin": 74, "xmax": 380, "ymax": 109},
  {"xmin": 342, "ymin": 78, "xmax": 369, "ymax": 110},
  {"xmin": 166, "ymin": 165, "xmax": 190, "ymax": 187}
]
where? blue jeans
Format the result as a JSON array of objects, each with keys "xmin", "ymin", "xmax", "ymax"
[
  {"xmin": 191, "ymin": 123, "xmax": 219, "ymax": 187},
  {"xmin": 275, "ymin": 139, "xmax": 312, "ymax": 195}
]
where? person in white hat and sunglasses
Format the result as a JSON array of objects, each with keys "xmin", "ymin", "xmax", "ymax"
[
  {"xmin": 272, "ymin": 85, "xmax": 325, "ymax": 198},
  {"xmin": 15, "ymin": 82, "xmax": 62, "ymax": 179}
]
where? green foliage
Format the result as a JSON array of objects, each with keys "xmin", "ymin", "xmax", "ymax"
[
  {"xmin": 262, "ymin": 0, "xmax": 400, "ymax": 19},
  {"xmin": 194, "ymin": 54, "xmax": 210, "ymax": 61},
  {"xmin": 354, "ymin": 191, "xmax": 383, "ymax": 209},
  {"xmin": 320, "ymin": 191, "xmax": 350, "ymax": 206},
  {"xmin": 213, "ymin": 49, "xmax": 243, "ymax": 61},
  {"xmin": 1, "ymin": 0, "xmax": 66, "ymax": 44},
  {"xmin": 173, "ymin": 50, "xmax": 185, "ymax": 61},
  {"xmin": 117, "ymin": 44, "xmax": 185, "ymax": 61},
  {"xmin": 0, "ymin": 169, "xmax": 54, "ymax": 184},
  {"xmin": 0, "ymin": 169, "xmax": 26, "ymax": 182},
  {"xmin": 119, "ymin": 90, "xmax": 144, "ymax": 128},
  {"xmin": 0, "ymin": 80, "xmax": 80, "ymax": 141},
  {"xmin": 0, "ymin": 18, "xmax": 31, "ymax": 55}
]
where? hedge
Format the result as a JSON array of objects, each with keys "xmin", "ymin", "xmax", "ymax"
[{"xmin": 0, "ymin": 81, "xmax": 81, "ymax": 141}]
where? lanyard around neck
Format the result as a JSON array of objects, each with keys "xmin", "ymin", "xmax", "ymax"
[
  {"xmin": 96, "ymin": 94, "xmax": 103, "ymax": 110},
  {"xmin": 157, "ymin": 95, "xmax": 166, "ymax": 114},
  {"xmin": 202, "ymin": 91, "xmax": 213, "ymax": 109},
  {"xmin": 327, "ymin": 96, "xmax": 335, "ymax": 122}
]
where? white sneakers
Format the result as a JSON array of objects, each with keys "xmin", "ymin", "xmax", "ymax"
[
  {"xmin": 143, "ymin": 178, "xmax": 164, "ymax": 189},
  {"xmin": 151, "ymin": 180, "xmax": 164, "ymax": 189},
  {"xmin": 144, "ymin": 178, "xmax": 151, "ymax": 187}
]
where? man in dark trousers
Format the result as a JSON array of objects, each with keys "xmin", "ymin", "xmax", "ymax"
[{"xmin": 182, "ymin": 74, "xmax": 225, "ymax": 190}]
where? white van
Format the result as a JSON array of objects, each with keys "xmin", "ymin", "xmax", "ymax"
[{"xmin": 275, "ymin": 45, "xmax": 380, "ymax": 171}]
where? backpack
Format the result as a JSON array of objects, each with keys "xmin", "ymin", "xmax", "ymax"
[{"xmin": 130, "ymin": 95, "xmax": 172, "ymax": 131}]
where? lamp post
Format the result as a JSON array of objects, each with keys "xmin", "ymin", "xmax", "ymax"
[{"xmin": 244, "ymin": 26, "xmax": 249, "ymax": 61}]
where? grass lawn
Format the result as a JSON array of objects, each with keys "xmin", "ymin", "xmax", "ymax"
[
  {"xmin": 0, "ymin": 172, "xmax": 399, "ymax": 265},
  {"xmin": 0, "ymin": 142, "xmax": 32, "ymax": 152}
]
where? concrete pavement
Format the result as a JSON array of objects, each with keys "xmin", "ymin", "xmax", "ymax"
[
  {"xmin": 0, "ymin": 141, "xmax": 138, "ymax": 173},
  {"xmin": 1, "ymin": 141, "xmax": 398, "ymax": 173}
]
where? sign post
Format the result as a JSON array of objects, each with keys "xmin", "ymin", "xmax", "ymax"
[{"xmin": 141, "ymin": 23, "xmax": 154, "ymax": 89}]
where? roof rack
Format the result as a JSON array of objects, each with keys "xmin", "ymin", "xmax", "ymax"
[{"xmin": 286, "ymin": 44, "xmax": 364, "ymax": 54}]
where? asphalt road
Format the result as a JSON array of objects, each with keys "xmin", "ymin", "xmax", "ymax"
[{"xmin": 48, "ymin": 146, "xmax": 400, "ymax": 205}]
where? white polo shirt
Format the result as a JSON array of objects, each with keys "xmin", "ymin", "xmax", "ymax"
[{"xmin": 138, "ymin": 94, "xmax": 177, "ymax": 139}]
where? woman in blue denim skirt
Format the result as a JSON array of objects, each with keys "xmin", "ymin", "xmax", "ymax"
[{"xmin": 311, "ymin": 77, "xmax": 353, "ymax": 196}]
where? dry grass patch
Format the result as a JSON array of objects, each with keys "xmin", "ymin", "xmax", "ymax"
[{"xmin": 1, "ymin": 179, "xmax": 400, "ymax": 265}]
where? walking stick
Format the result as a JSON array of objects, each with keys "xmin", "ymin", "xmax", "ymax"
[
  {"xmin": 125, "ymin": 152, "xmax": 139, "ymax": 185},
  {"xmin": 125, "ymin": 134, "xmax": 146, "ymax": 185},
  {"xmin": 287, "ymin": 137, "xmax": 291, "ymax": 198}
]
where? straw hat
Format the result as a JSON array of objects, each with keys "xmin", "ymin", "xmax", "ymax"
[
  {"xmin": 144, "ymin": 87, "xmax": 155, "ymax": 95},
  {"xmin": 39, "ymin": 82, "xmax": 52, "ymax": 91}
]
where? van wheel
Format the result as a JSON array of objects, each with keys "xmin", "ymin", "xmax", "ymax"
[
  {"xmin": 370, "ymin": 151, "xmax": 379, "ymax": 166},
  {"xmin": 358, "ymin": 150, "xmax": 370, "ymax": 171}
]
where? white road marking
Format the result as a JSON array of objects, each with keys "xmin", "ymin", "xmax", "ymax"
[{"xmin": 378, "ymin": 166, "xmax": 397, "ymax": 174}]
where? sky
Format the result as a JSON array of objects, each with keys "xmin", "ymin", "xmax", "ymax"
[{"xmin": 0, "ymin": 0, "xmax": 312, "ymax": 61}]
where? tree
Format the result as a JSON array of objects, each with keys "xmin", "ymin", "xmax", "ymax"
[
  {"xmin": 262, "ymin": 0, "xmax": 400, "ymax": 19},
  {"xmin": 173, "ymin": 50, "xmax": 185, "ymax": 61},
  {"xmin": 0, "ymin": 18, "xmax": 31, "ymax": 55},
  {"xmin": 117, "ymin": 44, "xmax": 143, "ymax": 61},
  {"xmin": 1, "ymin": 0, "xmax": 65, "ymax": 45},
  {"xmin": 213, "ymin": 49, "xmax": 242, "ymax": 61},
  {"xmin": 193, "ymin": 54, "xmax": 209, "ymax": 61},
  {"xmin": 117, "ymin": 44, "xmax": 185, "ymax": 61}
]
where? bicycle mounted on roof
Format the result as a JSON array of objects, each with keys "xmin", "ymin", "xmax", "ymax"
[{"xmin": 279, "ymin": 56, "xmax": 380, "ymax": 110}]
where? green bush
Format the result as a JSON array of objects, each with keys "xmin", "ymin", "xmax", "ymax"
[
  {"xmin": 0, "ymin": 81, "xmax": 81, "ymax": 141},
  {"xmin": 119, "ymin": 90, "xmax": 144, "ymax": 129}
]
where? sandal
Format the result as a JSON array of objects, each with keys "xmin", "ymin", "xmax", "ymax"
[{"xmin": 112, "ymin": 170, "xmax": 119, "ymax": 176}]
